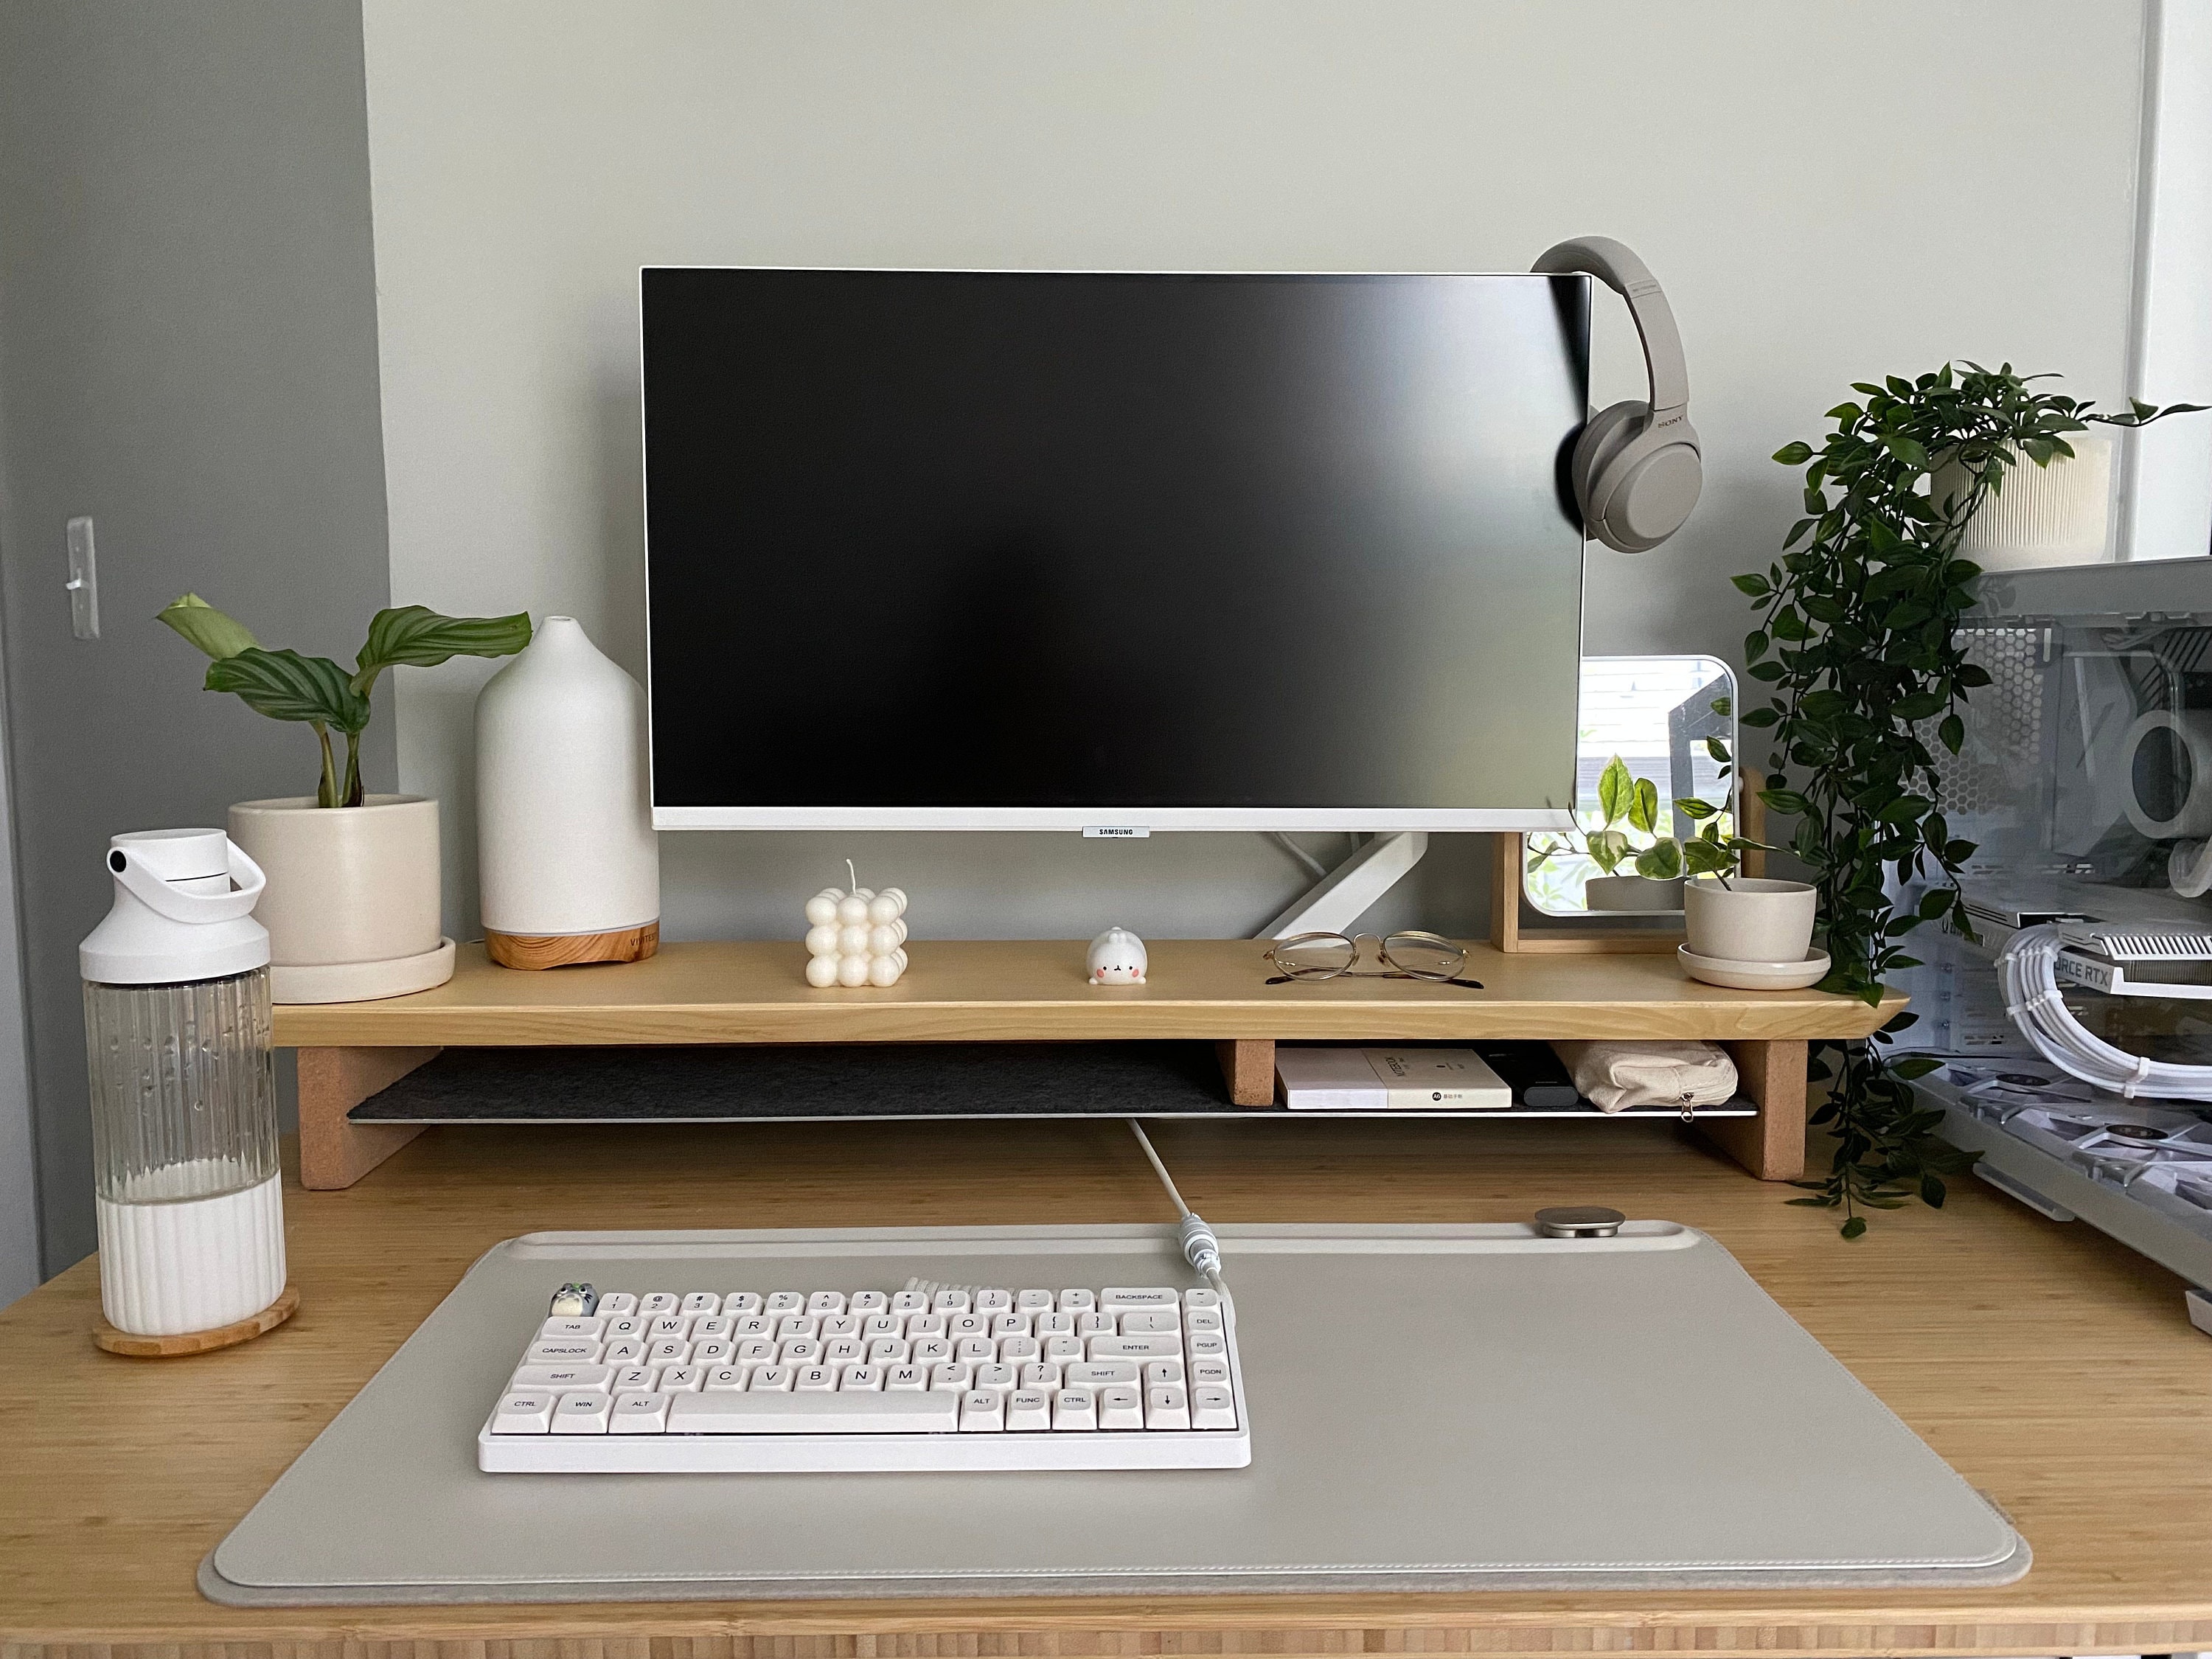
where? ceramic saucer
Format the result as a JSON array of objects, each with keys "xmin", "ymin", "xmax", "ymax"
[{"xmin": 1677, "ymin": 944, "xmax": 1831, "ymax": 990}]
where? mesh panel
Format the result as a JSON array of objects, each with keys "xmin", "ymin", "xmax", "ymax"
[{"xmin": 1923, "ymin": 627, "xmax": 2044, "ymax": 818}]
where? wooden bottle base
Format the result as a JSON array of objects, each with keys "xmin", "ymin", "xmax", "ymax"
[
  {"xmin": 485, "ymin": 921, "xmax": 661, "ymax": 970},
  {"xmin": 94, "ymin": 1283, "xmax": 299, "ymax": 1357}
]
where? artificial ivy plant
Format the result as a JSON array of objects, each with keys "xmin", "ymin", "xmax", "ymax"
[
  {"xmin": 159, "ymin": 596, "xmax": 531, "ymax": 808},
  {"xmin": 1726, "ymin": 363, "xmax": 2201, "ymax": 1237}
]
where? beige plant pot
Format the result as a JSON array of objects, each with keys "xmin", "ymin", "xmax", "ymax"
[
  {"xmin": 1683, "ymin": 877, "xmax": 1818, "ymax": 964},
  {"xmin": 1582, "ymin": 873, "xmax": 1686, "ymax": 913},
  {"xmin": 226, "ymin": 794, "xmax": 453, "ymax": 1004}
]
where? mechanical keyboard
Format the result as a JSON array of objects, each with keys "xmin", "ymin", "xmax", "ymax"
[{"xmin": 481, "ymin": 1278, "xmax": 1250, "ymax": 1472}]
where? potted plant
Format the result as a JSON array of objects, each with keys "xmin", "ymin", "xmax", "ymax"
[
  {"xmin": 159, "ymin": 596, "xmax": 531, "ymax": 1003},
  {"xmin": 1528, "ymin": 755, "xmax": 1766, "ymax": 913},
  {"xmin": 1725, "ymin": 363, "xmax": 2202, "ymax": 1235}
]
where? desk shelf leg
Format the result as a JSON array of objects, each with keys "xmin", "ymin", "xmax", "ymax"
[
  {"xmin": 1700, "ymin": 1040, "xmax": 1808, "ymax": 1181},
  {"xmin": 1217, "ymin": 1039, "xmax": 1276, "ymax": 1106},
  {"xmin": 297, "ymin": 1046, "xmax": 442, "ymax": 1189}
]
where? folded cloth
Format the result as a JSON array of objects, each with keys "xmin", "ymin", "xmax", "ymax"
[{"xmin": 1548, "ymin": 1040, "xmax": 1739, "ymax": 1114}]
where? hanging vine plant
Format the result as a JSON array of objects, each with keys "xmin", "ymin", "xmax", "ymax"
[{"xmin": 1728, "ymin": 364, "xmax": 2201, "ymax": 1237}]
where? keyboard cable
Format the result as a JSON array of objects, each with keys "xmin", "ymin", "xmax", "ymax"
[{"xmin": 1126, "ymin": 1119, "xmax": 1230, "ymax": 1303}]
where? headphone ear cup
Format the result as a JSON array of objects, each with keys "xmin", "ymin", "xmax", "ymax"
[{"xmin": 1570, "ymin": 400, "xmax": 1649, "ymax": 526}]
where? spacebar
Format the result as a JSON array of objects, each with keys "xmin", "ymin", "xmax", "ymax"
[{"xmin": 668, "ymin": 1391, "xmax": 960, "ymax": 1434}]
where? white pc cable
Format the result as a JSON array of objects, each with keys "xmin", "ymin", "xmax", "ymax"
[
  {"xmin": 1126, "ymin": 1119, "xmax": 1231, "ymax": 1300},
  {"xmin": 1998, "ymin": 922, "xmax": 2212, "ymax": 1101}
]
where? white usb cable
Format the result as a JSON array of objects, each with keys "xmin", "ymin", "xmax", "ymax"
[
  {"xmin": 1999, "ymin": 922, "xmax": 2212, "ymax": 1101},
  {"xmin": 1126, "ymin": 1119, "xmax": 1230, "ymax": 1301}
]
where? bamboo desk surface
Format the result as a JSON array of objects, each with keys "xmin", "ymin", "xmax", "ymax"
[
  {"xmin": 269, "ymin": 939, "xmax": 1902, "ymax": 1047},
  {"xmin": 5, "ymin": 1114, "xmax": 2207, "ymax": 1659}
]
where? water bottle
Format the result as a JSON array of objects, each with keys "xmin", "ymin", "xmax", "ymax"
[{"xmin": 80, "ymin": 828, "xmax": 282, "ymax": 1336}]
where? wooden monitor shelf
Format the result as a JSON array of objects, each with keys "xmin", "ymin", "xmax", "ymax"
[{"xmin": 274, "ymin": 939, "xmax": 1900, "ymax": 1192}]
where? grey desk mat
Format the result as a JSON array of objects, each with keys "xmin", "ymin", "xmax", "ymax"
[{"xmin": 205, "ymin": 1222, "xmax": 2026, "ymax": 1604}]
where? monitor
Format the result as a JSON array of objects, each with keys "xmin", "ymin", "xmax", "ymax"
[{"xmin": 641, "ymin": 267, "xmax": 1590, "ymax": 832}]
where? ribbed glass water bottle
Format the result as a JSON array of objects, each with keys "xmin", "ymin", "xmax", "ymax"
[{"xmin": 80, "ymin": 828, "xmax": 282, "ymax": 1337}]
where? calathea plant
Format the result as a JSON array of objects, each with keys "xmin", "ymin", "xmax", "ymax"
[
  {"xmin": 1728, "ymin": 363, "xmax": 2202, "ymax": 1237},
  {"xmin": 159, "ymin": 596, "xmax": 531, "ymax": 808}
]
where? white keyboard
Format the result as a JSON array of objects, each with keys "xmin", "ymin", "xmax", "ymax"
[{"xmin": 480, "ymin": 1279, "xmax": 1251, "ymax": 1472}]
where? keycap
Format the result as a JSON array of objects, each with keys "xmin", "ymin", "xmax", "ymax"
[
  {"xmin": 1190, "ymin": 1358, "xmax": 1231, "ymax": 1389},
  {"xmin": 1021, "ymin": 1361, "xmax": 1062, "ymax": 1390},
  {"xmin": 597, "ymin": 1293, "xmax": 638, "ymax": 1315},
  {"xmin": 1053, "ymin": 1388, "xmax": 1098, "ymax": 1430},
  {"xmin": 1192, "ymin": 1386, "xmax": 1237, "ymax": 1429},
  {"xmin": 973, "ymin": 1362, "xmax": 1015, "ymax": 1393},
  {"xmin": 823, "ymin": 1315, "xmax": 862, "ymax": 1340},
  {"xmin": 736, "ymin": 1338, "xmax": 777, "ymax": 1365},
  {"xmin": 765, "ymin": 1291, "xmax": 804, "ymax": 1315},
  {"xmin": 1043, "ymin": 1334, "xmax": 1084, "ymax": 1361},
  {"xmin": 540, "ymin": 1316, "xmax": 605, "ymax": 1339},
  {"xmin": 998, "ymin": 1335, "xmax": 1040, "ymax": 1364},
  {"xmin": 1185, "ymin": 1309, "xmax": 1225, "ymax": 1335},
  {"xmin": 907, "ymin": 1312, "xmax": 947, "ymax": 1338},
  {"xmin": 885, "ymin": 1363, "xmax": 928, "ymax": 1390},
  {"xmin": 639, "ymin": 1293, "xmax": 678, "ymax": 1315},
  {"xmin": 912, "ymin": 1337, "xmax": 953, "ymax": 1366},
  {"xmin": 611, "ymin": 1391, "xmax": 670, "ymax": 1433},
  {"xmin": 731, "ymin": 1314, "xmax": 775, "ymax": 1339},
  {"xmin": 956, "ymin": 1336, "xmax": 995, "ymax": 1363},
  {"xmin": 1091, "ymin": 1335, "xmax": 1180, "ymax": 1360},
  {"xmin": 670, "ymin": 1388, "xmax": 959, "ymax": 1434},
  {"xmin": 1101, "ymin": 1287, "xmax": 1180, "ymax": 1310},
  {"xmin": 1188, "ymin": 1333, "xmax": 1228, "ymax": 1360},
  {"xmin": 659, "ymin": 1366, "xmax": 704, "ymax": 1392},
  {"xmin": 1120, "ymin": 1310, "xmax": 1180, "ymax": 1335},
  {"xmin": 529, "ymin": 1340, "xmax": 603, "ymax": 1364},
  {"xmin": 613, "ymin": 1366, "xmax": 658, "ymax": 1391},
  {"xmin": 493, "ymin": 1391, "xmax": 554, "ymax": 1433},
  {"xmin": 722, "ymin": 1292, "xmax": 762, "ymax": 1315},
  {"xmin": 552, "ymin": 1390, "xmax": 613, "ymax": 1433},
  {"xmin": 862, "ymin": 1314, "xmax": 903, "ymax": 1340},
  {"xmin": 824, "ymin": 1337, "xmax": 866, "ymax": 1365},
  {"xmin": 1146, "ymin": 1385, "xmax": 1190, "ymax": 1430},
  {"xmin": 841, "ymin": 1363, "xmax": 883, "ymax": 1391},
  {"xmin": 510, "ymin": 1363, "xmax": 611, "ymax": 1391},
  {"xmin": 959, "ymin": 1390, "xmax": 1005, "ymax": 1430},
  {"xmin": 931, "ymin": 1362, "xmax": 974, "ymax": 1391},
  {"xmin": 647, "ymin": 1339, "xmax": 690, "ymax": 1365},
  {"xmin": 868, "ymin": 1337, "xmax": 909, "ymax": 1365},
  {"xmin": 604, "ymin": 1315, "xmax": 647, "ymax": 1340},
  {"xmin": 1006, "ymin": 1389, "xmax": 1052, "ymax": 1430},
  {"xmin": 1016, "ymin": 1289, "xmax": 1055, "ymax": 1313},
  {"xmin": 777, "ymin": 1315, "xmax": 818, "ymax": 1340},
  {"xmin": 849, "ymin": 1290, "xmax": 888, "ymax": 1314},
  {"xmin": 681, "ymin": 1292, "xmax": 719, "ymax": 1315},
  {"xmin": 1037, "ymin": 1311, "xmax": 1075, "ymax": 1337},
  {"xmin": 781, "ymin": 1338, "xmax": 821, "ymax": 1365},
  {"xmin": 602, "ymin": 1340, "xmax": 647, "ymax": 1368},
  {"xmin": 704, "ymin": 1366, "xmax": 748, "ymax": 1391},
  {"xmin": 891, "ymin": 1290, "xmax": 928, "ymax": 1314},
  {"xmin": 1143, "ymin": 1359, "xmax": 1184, "ymax": 1387},
  {"xmin": 1058, "ymin": 1289, "xmax": 1096, "ymax": 1311},
  {"xmin": 796, "ymin": 1365, "xmax": 838, "ymax": 1390},
  {"xmin": 807, "ymin": 1290, "xmax": 846, "ymax": 1315},
  {"xmin": 1181, "ymin": 1288, "xmax": 1220, "ymax": 1310},
  {"xmin": 1097, "ymin": 1385, "xmax": 1144, "ymax": 1429},
  {"xmin": 748, "ymin": 1365, "xmax": 794, "ymax": 1391},
  {"xmin": 693, "ymin": 1339, "xmax": 734, "ymax": 1366},
  {"xmin": 694, "ymin": 1315, "xmax": 734, "ymax": 1340},
  {"xmin": 975, "ymin": 1288, "xmax": 1014, "ymax": 1312},
  {"xmin": 991, "ymin": 1309, "xmax": 1030, "ymax": 1335},
  {"xmin": 1076, "ymin": 1311, "xmax": 1115, "ymax": 1336},
  {"xmin": 933, "ymin": 1289, "xmax": 971, "ymax": 1312},
  {"xmin": 1066, "ymin": 1360, "xmax": 1139, "ymax": 1387},
  {"xmin": 648, "ymin": 1315, "xmax": 690, "ymax": 1338},
  {"xmin": 949, "ymin": 1312, "xmax": 990, "ymax": 1339}
]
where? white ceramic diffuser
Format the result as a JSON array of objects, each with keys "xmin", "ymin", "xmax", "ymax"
[{"xmin": 475, "ymin": 616, "xmax": 660, "ymax": 967}]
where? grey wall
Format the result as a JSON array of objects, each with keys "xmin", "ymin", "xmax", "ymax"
[
  {"xmin": 355, "ymin": 0, "xmax": 2152, "ymax": 949},
  {"xmin": 0, "ymin": 0, "xmax": 394, "ymax": 1275}
]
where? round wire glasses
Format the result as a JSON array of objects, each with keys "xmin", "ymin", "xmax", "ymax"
[{"xmin": 1263, "ymin": 931, "xmax": 1483, "ymax": 989}]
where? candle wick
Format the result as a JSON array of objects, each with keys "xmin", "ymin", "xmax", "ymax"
[{"xmin": 846, "ymin": 858, "xmax": 858, "ymax": 894}]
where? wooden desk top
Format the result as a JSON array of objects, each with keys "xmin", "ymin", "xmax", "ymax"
[
  {"xmin": 5, "ymin": 1116, "xmax": 2208, "ymax": 1659},
  {"xmin": 271, "ymin": 939, "xmax": 1902, "ymax": 1047}
]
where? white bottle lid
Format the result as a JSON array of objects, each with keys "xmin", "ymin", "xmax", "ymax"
[{"xmin": 80, "ymin": 829, "xmax": 271, "ymax": 985}]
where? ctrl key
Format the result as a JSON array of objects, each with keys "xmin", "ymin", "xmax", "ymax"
[
  {"xmin": 491, "ymin": 1391, "xmax": 554, "ymax": 1434},
  {"xmin": 550, "ymin": 1390, "xmax": 613, "ymax": 1433}
]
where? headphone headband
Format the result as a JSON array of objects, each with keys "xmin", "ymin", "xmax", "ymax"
[{"xmin": 1532, "ymin": 236, "xmax": 1690, "ymax": 418}]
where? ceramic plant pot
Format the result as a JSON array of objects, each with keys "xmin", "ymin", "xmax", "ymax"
[
  {"xmin": 1682, "ymin": 877, "xmax": 1818, "ymax": 965},
  {"xmin": 226, "ymin": 794, "xmax": 453, "ymax": 1004},
  {"xmin": 474, "ymin": 616, "xmax": 661, "ymax": 969},
  {"xmin": 1582, "ymin": 874, "xmax": 1686, "ymax": 913}
]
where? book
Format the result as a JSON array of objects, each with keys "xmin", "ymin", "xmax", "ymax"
[{"xmin": 1273, "ymin": 1046, "xmax": 1512, "ymax": 1110}]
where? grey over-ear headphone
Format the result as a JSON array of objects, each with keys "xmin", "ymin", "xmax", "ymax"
[{"xmin": 1532, "ymin": 236, "xmax": 1702, "ymax": 553}]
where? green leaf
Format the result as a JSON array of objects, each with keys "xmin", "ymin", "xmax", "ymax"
[
  {"xmin": 1918, "ymin": 888, "xmax": 1954, "ymax": 919},
  {"xmin": 1627, "ymin": 776, "xmax": 1660, "ymax": 835},
  {"xmin": 1585, "ymin": 828, "xmax": 1631, "ymax": 874},
  {"xmin": 1919, "ymin": 1174, "xmax": 1947, "ymax": 1208},
  {"xmin": 1731, "ymin": 573, "xmax": 1773, "ymax": 597},
  {"xmin": 205, "ymin": 648, "xmax": 372, "ymax": 732},
  {"xmin": 1677, "ymin": 796, "xmax": 1719, "ymax": 820},
  {"xmin": 357, "ymin": 606, "xmax": 532, "ymax": 681},
  {"xmin": 1680, "ymin": 836, "xmax": 1733, "ymax": 877},
  {"xmin": 1596, "ymin": 756, "xmax": 1632, "ymax": 828},
  {"xmin": 1891, "ymin": 1054, "xmax": 1941, "ymax": 1079},
  {"xmin": 1840, "ymin": 1216, "xmax": 1867, "ymax": 1240},
  {"xmin": 1741, "ymin": 706, "xmax": 1782, "ymax": 728},
  {"xmin": 1938, "ymin": 712, "xmax": 1965, "ymax": 754},
  {"xmin": 1772, "ymin": 442, "xmax": 1814, "ymax": 466},
  {"xmin": 1633, "ymin": 838, "xmax": 1683, "ymax": 880},
  {"xmin": 156, "ymin": 594, "xmax": 259, "ymax": 660},
  {"xmin": 1759, "ymin": 787, "xmax": 1811, "ymax": 815},
  {"xmin": 1704, "ymin": 737, "xmax": 1731, "ymax": 764}
]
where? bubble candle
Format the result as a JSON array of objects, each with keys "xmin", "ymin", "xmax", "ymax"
[{"xmin": 803, "ymin": 861, "xmax": 908, "ymax": 987}]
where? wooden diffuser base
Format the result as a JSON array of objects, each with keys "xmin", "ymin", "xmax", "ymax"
[
  {"xmin": 485, "ymin": 921, "xmax": 661, "ymax": 970},
  {"xmin": 94, "ymin": 1283, "xmax": 299, "ymax": 1357}
]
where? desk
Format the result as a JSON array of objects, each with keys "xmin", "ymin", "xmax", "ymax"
[{"xmin": 5, "ymin": 1116, "xmax": 2210, "ymax": 1658}]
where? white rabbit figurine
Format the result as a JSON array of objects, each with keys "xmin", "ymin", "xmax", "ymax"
[{"xmin": 1088, "ymin": 927, "xmax": 1148, "ymax": 986}]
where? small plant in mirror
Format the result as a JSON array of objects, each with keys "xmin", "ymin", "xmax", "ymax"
[{"xmin": 1527, "ymin": 752, "xmax": 1766, "ymax": 894}]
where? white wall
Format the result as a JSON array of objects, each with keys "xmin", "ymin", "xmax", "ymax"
[{"xmin": 359, "ymin": 0, "xmax": 2149, "ymax": 944}]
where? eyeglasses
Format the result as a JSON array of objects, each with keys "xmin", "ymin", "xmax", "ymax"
[{"xmin": 1263, "ymin": 931, "xmax": 1484, "ymax": 989}]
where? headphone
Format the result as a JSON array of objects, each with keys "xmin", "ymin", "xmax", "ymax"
[{"xmin": 1532, "ymin": 237, "xmax": 1703, "ymax": 553}]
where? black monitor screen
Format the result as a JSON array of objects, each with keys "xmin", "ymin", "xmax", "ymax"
[{"xmin": 641, "ymin": 267, "xmax": 1588, "ymax": 827}]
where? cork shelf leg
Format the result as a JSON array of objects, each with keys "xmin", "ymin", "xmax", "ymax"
[
  {"xmin": 1698, "ymin": 1039, "xmax": 1809, "ymax": 1182},
  {"xmin": 297, "ymin": 1046, "xmax": 442, "ymax": 1190},
  {"xmin": 1216, "ymin": 1039, "xmax": 1276, "ymax": 1106}
]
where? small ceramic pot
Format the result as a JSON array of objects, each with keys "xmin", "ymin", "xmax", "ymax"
[
  {"xmin": 1583, "ymin": 874, "xmax": 1686, "ymax": 913},
  {"xmin": 1683, "ymin": 877, "xmax": 1818, "ymax": 964},
  {"xmin": 226, "ymin": 795, "xmax": 453, "ymax": 1004}
]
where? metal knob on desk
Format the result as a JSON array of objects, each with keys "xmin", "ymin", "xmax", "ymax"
[{"xmin": 1534, "ymin": 1206, "xmax": 1626, "ymax": 1238}]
